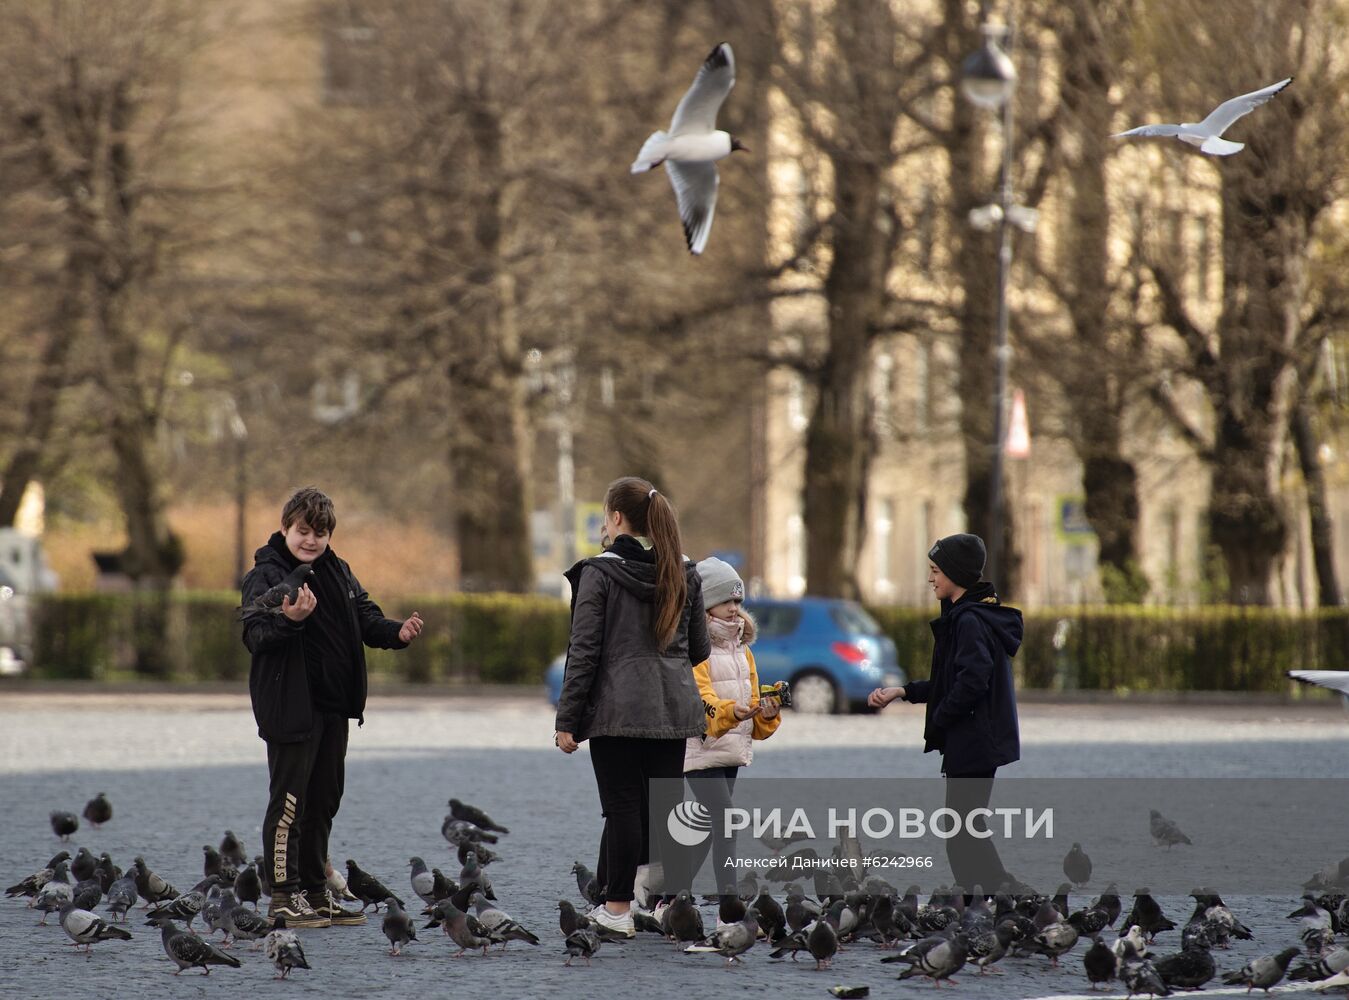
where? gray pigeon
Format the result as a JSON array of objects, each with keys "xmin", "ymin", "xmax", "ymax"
[
  {"xmin": 971, "ymin": 922, "xmax": 1017, "ymax": 974},
  {"xmin": 1221, "ymin": 947, "xmax": 1301, "ymax": 992},
  {"xmin": 448, "ymin": 797, "xmax": 510, "ymax": 833},
  {"xmin": 1063, "ymin": 843, "xmax": 1092, "ymax": 886},
  {"xmin": 471, "ymin": 892, "xmax": 539, "ymax": 947},
  {"xmin": 458, "ymin": 851, "xmax": 495, "ymax": 900},
  {"xmin": 218, "ymin": 830, "xmax": 247, "ymax": 867},
  {"xmin": 1121, "ymin": 948, "xmax": 1173, "ymax": 997},
  {"xmin": 6, "ymin": 851, "xmax": 70, "ymax": 904},
  {"xmin": 667, "ymin": 890, "xmax": 706, "ymax": 945},
  {"xmin": 457, "ymin": 839, "xmax": 501, "ymax": 867},
  {"xmin": 238, "ymin": 563, "xmax": 314, "ymax": 621},
  {"xmin": 1032, "ymin": 920, "xmax": 1081, "ymax": 966},
  {"xmin": 105, "ymin": 875, "xmax": 139, "ymax": 922},
  {"xmin": 60, "ymin": 901, "xmax": 132, "ymax": 957},
  {"xmin": 564, "ymin": 925, "xmax": 601, "ymax": 966},
  {"xmin": 382, "ymin": 898, "xmax": 418, "ymax": 955},
  {"xmin": 1291, "ymin": 944, "xmax": 1349, "ymax": 982},
  {"xmin": 202, "ymin": 887, "xmax": 238, "ymax": 938},
  {"xmin": 425, "ymin": 899, "xmax": 496, "ymax": 956},
  {"xmin": 264, "ymin": 918, "xmax": 310, "ymax": 979},
  {"xmin": 233, "ymin": 863, "xmax": 262, "ymax": 910},
  {"xmin": 808, "ymin": 917, "xmax": 839, "ymax": 970},
  {"xmin": 82, "ymin": 793, "xmax": 113, "ymax": 828},
  {"xmin": 146, "ymin": 889, "xmax": 209, "ymax": 929},
  {"xmin": 685, "ymin": 908, "xmax": 760, "ymax": 965},
  {"xmin": 409, "ymin": 857, "xmax": 436, "ymax": 905},
  {"xmin": 33, "ymin": 861, "xmax": 75, "ymax": 924},
  {"xmin": 1149, "ymin": 809, "xmax": 1192, "ymax": 848},
  {"xmin": 442, "ymin": 816, "xmax": 499, "ymax": 846},
  {"xmin": 50, "ymin": 810, "xmax": 79, "ymax": 840},
  {"xmin": 222, "ymin": 902, "xmax": 274, "ymax": 947},
  {"xmin": 132, "ymin": 856, "xmax": 179, "ymax": 906},
  {"xmin": 1083, "ymin": 934, "xmax": 1118, "ymax": 988},
  {"xmin": 151, "ymin": 915, "xmax": 241, "ymax": 975},
  {"xmin": 345, "ymin": 858, "xmax": 403, "ymax": 912},
  {"xmin": 71, "ymin": 847, "xmax": 97, "ymax": 882},
  {"xmin": 572, "ymin": 861, "xmax": 603, "ymax": 908},
  {"xmin": 891, "ymin": 932, "xmax": 971, "ymax": 985}
]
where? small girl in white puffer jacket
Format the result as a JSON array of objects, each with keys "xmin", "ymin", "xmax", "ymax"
[{"xmin": 680, "ymin": 557, "xmax": 781, "ymax": 897}]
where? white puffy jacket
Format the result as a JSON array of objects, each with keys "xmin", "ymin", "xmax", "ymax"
[{"xmin": 684, "ymin": 613, "xmax": 779, "ymax": 771}]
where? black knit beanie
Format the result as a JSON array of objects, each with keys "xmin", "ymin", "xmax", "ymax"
[{"xmin": 928, "ymin": 533, "xmax": 986, "ymax": 588}]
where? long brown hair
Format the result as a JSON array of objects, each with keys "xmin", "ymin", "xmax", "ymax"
[{"xmin": 604, "ymin": 476, "xmax": 686, "ymax": 650}]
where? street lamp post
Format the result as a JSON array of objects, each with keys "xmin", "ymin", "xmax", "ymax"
[{"xmin": 961, "ymin": 22, "xmax": 1036, "ymax": 588}]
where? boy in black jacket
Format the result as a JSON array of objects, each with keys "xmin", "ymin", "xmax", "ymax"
[
  {"xmin": 868, "ymin": 532, "xmax": 1022, "ymax": 896},
  {"xmin": 242, "ymin": 487, "xmax": 422, "ymax": 928}
]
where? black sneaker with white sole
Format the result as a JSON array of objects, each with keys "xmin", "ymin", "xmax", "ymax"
[
  {"xmin": 309, "ymin": 888, "xmax": 368, "ymax": 926},
  {"xmin": 267, "ymin": 889, "xmax": 332, "ymax": 928}
]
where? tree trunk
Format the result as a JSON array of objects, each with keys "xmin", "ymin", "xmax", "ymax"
[
  {"xmin": 1289, "ymin": 386, "xmax": 1341, "ymax": 607},
  {"xmin": 0, "ymin": 263, "xmax": 83, "ymax": 526},
  {"xmin": 802, "ymin": 157, "xmax": 883, "ymax": 599},
  {"xmin": 939, "ymin": 0, "xmax": 1019, "ymax": 594},
  {"xmin": 1057, "ymin": 0, "xmax": 1147, "ymax": 602},
  {"xmin": 450, "ymin": 97, "xmax": 533, "ymax": 593}
]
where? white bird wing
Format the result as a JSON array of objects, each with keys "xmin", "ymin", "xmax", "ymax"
[
  {"xmin": 664, "ymin": 160, "xmax": 719, "ymax": 255},
  {"xmin": 1196, "ymin": 77, "xmax": 1292, "ymax": 136},
  {"xmin": 669, "ymin": 42, "xmax": 735, "ymax": 136},
  {"xmin": 1288, "ymin": 670, "xmax": 1349, "ymax": 696},
  {"xmin": 1113, "ymin": 123, "xmax": 1183, "ymax": 138}
]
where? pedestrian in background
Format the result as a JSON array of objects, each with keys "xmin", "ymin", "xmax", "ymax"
[
  {"xmin": 242, "ymin": 486, "xmax": 423, "ymax": 928},
  {"xmin": 669, "ymin": 555, "xmax": 781, "ymax": 901},
  {"xmin": 553, "ymin": 477, "xmax": 709, "ymax": 938},
  {"xmin": 868, "ymin": 532, "xmax": 1021, "ymax": 896}
]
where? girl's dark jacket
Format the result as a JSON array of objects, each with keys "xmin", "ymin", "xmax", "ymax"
[
  {"xmin": 902, "ymin": 582, "xmax": 1022, "ymax": 776},
  {"xmin": 241, "ymin": 533, "xmax": 406, "ymax": 743},
  {"xmin": 554, "ymin": 535, "xmax": 711, "ymax": 742}
]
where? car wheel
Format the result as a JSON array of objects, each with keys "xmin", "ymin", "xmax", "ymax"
[{"xmin": 790, "ymin": 671, "xmax": 840, "ymax": 715}]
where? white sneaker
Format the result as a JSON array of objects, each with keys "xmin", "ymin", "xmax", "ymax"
[{"xmin": 590, "ymin": 905, "xmax": 636, "ymax": 938}]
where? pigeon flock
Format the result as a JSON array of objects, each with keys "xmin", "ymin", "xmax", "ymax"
[{"xmin": 11, "ymin": 790, "xmax": 1349, "ymax": 996}]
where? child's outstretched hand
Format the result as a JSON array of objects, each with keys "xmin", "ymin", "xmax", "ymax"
[
  {"xmin": 732, "ymin": 702, "xmax": 761, "ymax": 721},
  {"xmin": 867, "ymin": 686, "xmax": 905, "ymax": 708},
  {"xmin": 759, "ymin": 699, "xmax": 780, "ymax": 721},
  {"xmin": 399, "ymin": 611, "xmax": 424, "ymax": 643}
]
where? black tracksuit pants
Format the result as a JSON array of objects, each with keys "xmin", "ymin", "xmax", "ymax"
[
  {"xmin": 589, "ymin": 736, "xmax": 685, "ymax": 903},
  {"xmin": 944, "ymin": 768, "xmax": 1010, "ymax": 896},
  {"xmin": 263, "ymin": 712, "xmax": 349, "ymax": 894}
]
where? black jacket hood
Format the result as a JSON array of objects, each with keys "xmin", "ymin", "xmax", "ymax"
[
  {"xmin": 564, "ymin": 535, "xmax": 684, "ymax": 605},
  {"xmin": 943, "ymin": 582, "xmax": 1024, "ymax": 658}
]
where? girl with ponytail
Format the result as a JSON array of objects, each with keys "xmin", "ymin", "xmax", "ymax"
[{"xmin": 553, "ymin": 476, "xmax": 710, "ymax": 937}]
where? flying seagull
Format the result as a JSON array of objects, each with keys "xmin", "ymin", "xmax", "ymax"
[
  {"xmin": 1113, "ymin": 78, "xmax": 1292, "ymax": 156},
  {"xmin": 631, "ymin": 42, "xmax": 748, "ymax": 255},
  {"xmin": 1289, "ymin": 670, "xmax": 1349, "ymax": 706}
]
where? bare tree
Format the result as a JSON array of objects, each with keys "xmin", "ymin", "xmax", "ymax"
[{"xmin": 1138, "ymin": 0, "xmax": 1349, "ymax": 603}]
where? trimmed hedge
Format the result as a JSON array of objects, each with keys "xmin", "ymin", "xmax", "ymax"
[
  {"xmin": 867, "ymin": 605, "xmax": 1349, "ymax": 694},
  {"xmin": 28, "ymin": 592, "xmax": 570, "ymax": 685},
  {"xmin": 24, "ymin": 592, "xmax": 1349, "ymax": 694}
]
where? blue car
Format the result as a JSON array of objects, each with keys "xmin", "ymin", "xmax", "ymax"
[{"xmin": 543, "ymin": 597, "xmax": 905, "ymax": 715}]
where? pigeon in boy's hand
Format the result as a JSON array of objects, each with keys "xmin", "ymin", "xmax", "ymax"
[{"xmin": 238, "ymin": 564, "xmax": 314, "ymax": 621}]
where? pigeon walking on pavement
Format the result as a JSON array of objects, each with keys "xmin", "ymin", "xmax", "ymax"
[
  {"xmin": 151, "ymin": 915, "xmax": 242, "ymax": 975},
  {"xmin": 82, "ymin": 793, "xmax": 113, "ymax": 828},
  {"xmin": 1122, "ymin": 890, "xmax": 1177, "ymax": 941},
  {"xmin": 1153, "ymin": 927, "xmax": 1216, "ymax": 990},
  {"xmin": 218, "ymin": 830, "xmax": 247, "ymax": 867},
  {"xmin": 1083, "ymin": 934, "xmax": 1118, "ymax": 988},
  {"xmin": 409, "ymin": 857, "xmax": 437, "ymax": 906},
  {"xmin": 70, "ymin": 847, "xmax": 97, "ymax": 883},
  {"xmin": 425, "ymin": 899, "xmax": 497, "ymax": 956},
  {"xmin": 458, "ymin": 851, "xmax": 495, "ymax": 900},
  {"xmin": 105, "ymin": 875, "xmax": 139, "ymax": 922},
  {"xmin": 233, "ymin": 863, "xmax": 262, "ymax": 910},
  {"xmin": 565, "ymin": 925, "xmax": 601, "ymax": 966},
  {"xmin": 33, "ymin": 860, "xmax": 75, "ymax": 924},
  {"xmin": 1113, "ymin": 78, "xmax": 1293, "ymax": 155},
  {"xmin": 1221, "ymin": 947, "xmax": 1301, "ymax": 993},
  {"xmin": 630, "ymin": 42, "xmax": 749, "ymax": 255},
  {"xmin": 1063, "ymin": 843, "xmax": 1092, "ymax": 886},
  {"xmin": 382, "ymin": 898, "xmax": 418, "ymax": 956},
  {"xmin": 890, "ymin": 933, "xmax": 971, "ymax": 986},
  {"xmin": 222, "ymin": 902, "xmax": 274, "ymax": 948},
  {"xmin": 572, "ymin": 861, "xmax": 604, "ymax": 908},
  {"xmin": 684, "ymin": 908, "xmax": 761, "ymax": 965},
  {"xmin": 6, "ymin": 851, "xmax": 70, "ymax": 904},
  {"xmin": 345, "ymin": 859, "xmax": 402, "ymax": 912},
  {"xmin": 59, "ymin": 901, "xmax": 133, "ymax": 957},
  {"xmin": 50, "ymin": 810, "xmax": 79, "ymax": 840},
  {"xmin": 1149, "ymin": 810, "xmax": 1192, "ymax": 848},
  {"xmin": 132, "ymin": 857, "xmax": 179, "ymax": 906},
  {"xmin": 264, "ymin": 917, "xmax": 310, "ymax": 979},
  {"xmin": 808, "ymin": 917, "xmax": 840, "ymax": 970}
]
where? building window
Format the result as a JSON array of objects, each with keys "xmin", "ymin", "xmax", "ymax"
[
  {"xmin": 914, "ymin": 340, "xmax": 931, "ymax": 434},
  {"xmin": 320, "ymin": 5, "xmax": 384, "ymax": 106},
  {"xmin": 312, "ymin": 371, "xmax": 361, "ymax": 424},
  {"xmin": 787, "ymin": 375, "xmax": 810, "ymax": 432},
  {"xmin": 871, "ymin": 352, "xmax": 895, "ymax": 437},
  {"xmin": 874, "ymin": 498, "xmax": 895, "ymax": 599},
  {"xmin": 916, "ymin": 186, "xmax": 936, "ymax": 274}
]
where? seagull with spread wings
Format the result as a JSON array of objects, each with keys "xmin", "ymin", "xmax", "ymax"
[
  {"xmin": 631, "ymin": 42, "xmax": 748, "ymax": 255},
  {"xmin": 1113, "ymin": 77, "xmax": 1292, "ymax": 155}
]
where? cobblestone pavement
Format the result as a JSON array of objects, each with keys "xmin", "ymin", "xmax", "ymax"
[{"xmin": 1, "ymin": 692, "xmax": 1346, "ymax": 1000}]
